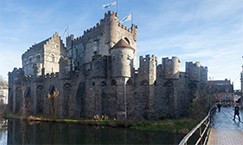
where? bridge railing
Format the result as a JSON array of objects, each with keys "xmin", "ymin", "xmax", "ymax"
[{"xmin": 179, "ymin": 106, "xmax": 217, "ymax": 145}]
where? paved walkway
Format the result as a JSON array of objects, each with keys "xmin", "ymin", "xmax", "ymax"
[{"xmin": 207, "ymin": 107, "xmax": 243, "ymax": 145}]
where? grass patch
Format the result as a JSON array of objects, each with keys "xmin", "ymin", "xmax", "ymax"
[
  {"xmin": 130, "ymin": 117, "xmax": 198, "ymax": 134},
  {"xmin": 5, "ymin": 113, "xmax": 198, "ymax": 134}
]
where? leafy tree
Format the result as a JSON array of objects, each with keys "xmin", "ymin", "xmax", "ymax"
[{"xmin": 189, "ymin": 90, "xmax": 215, "ymax": 121}]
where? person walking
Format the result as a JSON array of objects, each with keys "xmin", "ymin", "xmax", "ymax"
[
  {"xmin": 233, "ymin": 104, "xmax": 240, "ymax": 121},
  {"xmin": 217, "ymin": 102, "xmax": 222, "ymax": 112}
]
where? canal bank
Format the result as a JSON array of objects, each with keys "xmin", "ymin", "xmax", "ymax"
[{"xmin": 4, "ymin": 112, "xmax": 198, "ymax": 134}]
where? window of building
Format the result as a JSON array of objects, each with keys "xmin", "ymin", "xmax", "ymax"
[
  {"xmin": 124, "ymin": 37, "xmax": 130, "ymax": 45},
  {"xmin": 29, "ymin": 58, "xmax": 32, "ymax": 63},
  {"xmin": 51, "ymin": 67, "xmax": 54, "ymax": 72},
  {"xmin": 50, "ymin": 54, "xmax": 55, "ymax": 62},
  {"xmin": 36, "ymin": 55, "xmax": 40, "ymax": 62},
  {"xmin": 111, "ymin": 79, "xmax": 117, "ymax": 86}
]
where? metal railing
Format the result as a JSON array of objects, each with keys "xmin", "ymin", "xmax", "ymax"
[{"xmin": 179, "ymin": 106, "xmax": 217, "ymax": 145}]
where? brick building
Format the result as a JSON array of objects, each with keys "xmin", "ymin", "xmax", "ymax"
[{"xmin": 208, "ymin": 79, "xmax": 234, "ymax": 105}]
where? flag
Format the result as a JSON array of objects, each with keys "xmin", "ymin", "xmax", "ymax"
[
  {"xmin": 120, "ymin": 13, "xmax": 132, "ymax": 23},
  {"xmin": 102, "ymin": 1, "xmax": 116, "ymax": 9},
  {"xmin": 63, "ymin": 27, "xmax": 68, "ymax": 37}
]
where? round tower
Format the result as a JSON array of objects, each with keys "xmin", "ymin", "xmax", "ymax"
[
  {"xmin": 162, "ymin": 57, "xmax": 180, "ymax": 80},
  {"xmin": 186, "ymin": 62, "xmax": 201, "ymax": 82},
  {"xmin": 110, "ymin": 39, "xmax": 135, "ymax": 78},
  {"xmin": 104, "ymin": 11, "xmax": 119, "ymax": 48}
]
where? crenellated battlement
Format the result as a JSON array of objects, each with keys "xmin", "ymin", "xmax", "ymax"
[
  {"xmin": 84, "ymin": 23, "xmax": 101, "ymax": 35},
  {"xmin": 162, "ymin": 56, "xmax": 180, "ymax": 80},
  {"xmin": 118, "ymin": 23, "xmax": 132, "ymax": 33},
  {"xmin": 104, "ymin": 11, "xmax": 118, "ymax": 17},
  {"xmin": 186, "ymin": 61, "xmax": 201, "ymax": 82},
  {"xmin": 140, "ymin": 54, "xmax": 157, "ymax": 62}
]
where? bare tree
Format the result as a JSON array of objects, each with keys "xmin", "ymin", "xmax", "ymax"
[
  {"xmin": 47, "ymin": 89, "xmax": 60, "ymax": 121},
  {"xmin": 0, "ymin": 75, "xmax": 7, "ymax": 86}
]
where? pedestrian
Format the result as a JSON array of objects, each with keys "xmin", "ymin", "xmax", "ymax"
[
  {"xmin": 233, "ymin": 104, "xmax": 240, "ymax": 121},
  {"xmin": 217, "ymin": 102, "xmax": 221, "ymax": 112}
]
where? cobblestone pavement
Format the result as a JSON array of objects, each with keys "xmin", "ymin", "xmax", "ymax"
[{"xmin": 207, "ymin": 107, "xmax": 243, "ymax": 145}]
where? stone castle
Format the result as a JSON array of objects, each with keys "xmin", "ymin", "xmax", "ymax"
[{"xmin": 8, "ymin": 11, "xmax": 208, "ymax": 119}]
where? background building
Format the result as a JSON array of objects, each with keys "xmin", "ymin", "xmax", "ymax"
[
  {"xmin": 0, "ymin": 86, "xmax": 8, "ymax": 104},
  {"xmin": 208, "ymin": 79, "xmax": 234, "ymax": 106}
]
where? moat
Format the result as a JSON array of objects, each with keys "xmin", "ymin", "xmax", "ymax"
[{"xmin": 0, "ymin": 118, "xmax": 188, "ymax": 144}]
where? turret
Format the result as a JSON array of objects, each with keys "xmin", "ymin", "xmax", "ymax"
[
  {"xmin": 200, "ymin": 66, "xmax": 208, "ymax": 85},
  {"xmin": 186, "ymin": 62, "xmax": 201, "ymax": 82},
  {"xmin": 66, "ymin": 34, "xmax": 74, "ymax": 53},
  {"xmin": 104, "ymin": 11, "xmax": 119, "ymax": 48},
  {"xmin": 162, "ymin": 57, "xmax": 180, "ymax": 80},
  {"xmin": 139, "ymin": 54, "xmax": 157, "ymax": 85},
  {"xmin": 12, "ymin": 68, "xmax": 23, "ymax": 84},
  {"xmin": 110, "ymin": 39, "xmax": 135, "ymax": 78}
]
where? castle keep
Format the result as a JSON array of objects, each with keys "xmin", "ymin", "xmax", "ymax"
[{"xmin": 8, "ymin": 11, "xmax": 208, "ymax": 119}]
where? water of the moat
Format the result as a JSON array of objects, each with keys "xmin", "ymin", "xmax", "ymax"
[{"xmin": 0, "ymin": 118, "xmax": 194, "ymax": 144}]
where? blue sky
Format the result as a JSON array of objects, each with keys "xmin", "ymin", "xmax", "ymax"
[{"xmin": 0, "ymin": 0, "xmax": 242, "ymax": 89}]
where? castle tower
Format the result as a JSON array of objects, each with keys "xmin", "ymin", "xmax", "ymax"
[
  {"xmin": 109, "ymin": 39, "xmax": 135, "ymax": 119},
  {"xmin": 110, "ymin": 39, "xmax": 135, "ymax": 78},
  {"xmin": 200, "ymin": 66, "xmax": 208, "ymax": 88},
  {"xmin": 66, "ymin": 11, "xmax": 138, "ymax": 71},
  {"xmin": 162, "ymin": 57, "xmax": 180, "ymax": 80},
  {"xmin": 139, "ymin": 54, "xmax": 157, "ymax": 119},
  {"xmin": 10, "ymin": 68, "xmax": 23, "ymax": 113},
  {"xmin": 66, "ymin": 34, "xmax": 74, "ymax": 58},
  {"xmin": 186, "ymin": 62, "xmax": 201, "ymax": 82}
]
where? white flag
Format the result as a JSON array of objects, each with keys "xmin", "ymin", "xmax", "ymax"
[
  {"xmin": 63, "ymin": 27, "xmax": 68, "ymax": 38},
  {"xmin": 103, "ymin": 1, "xmax": 116, "ymax": 9},
  {"xmin": 120, "ymin": 14, "xmax": 132, "ymax": 23}
]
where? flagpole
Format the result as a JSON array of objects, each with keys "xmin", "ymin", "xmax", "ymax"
[
  {"xmin": 116, "ymin": 0, "xmax": 118, "ymax": 16},
  {"xmin": 131, "ymin": 12, "xmax": 133, "ymax": 27},
  {"xmin": 67, "ymin": 25, "xmax": 69, "ymax": 36}
]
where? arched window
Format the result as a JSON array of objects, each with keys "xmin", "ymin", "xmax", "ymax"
[
  {"xmin": 36, "ymin": 55, "xmax": 41, "ymax": 62},
  {"xmin": 154, "ymin": 81, "xmax": 157, "ymax": 86},
  {"xmin": 126, "ymin": 79, "xmax": 133, "ymax": 85},
  {"xmin": 140, "ymin": 80, "xmax": 149, "ymax": 86},
  {"xmin": 111, "ymin": 79, "xmax": 117, "ymax": 86},
  {"xmin": 51, "ymin": 67, "xmax": 54, "ymax": 73},
  {"xmin": 29, "ymin": 57, "xmax": 32, "ymax": 63},
  {"xmin": 124, "ymin": 37, "xmax": 130, "ymax": 45}
]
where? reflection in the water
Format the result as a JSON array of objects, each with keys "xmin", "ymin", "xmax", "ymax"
[
  {"xmin": 0, "ymin": 119, "xmax": 8, "ymax": 145},
  {"xmin": 1, "ymin": 119, "xmax": 186, "ymax": 144}
]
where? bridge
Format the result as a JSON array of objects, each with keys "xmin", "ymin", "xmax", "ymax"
[
  {"xmin": 180, "ymin": 107, "xmax": 243, "ymax": 145},
  {"xmin": 207, "ymin": 107, "xmax": 243, "ymax": 144}
]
